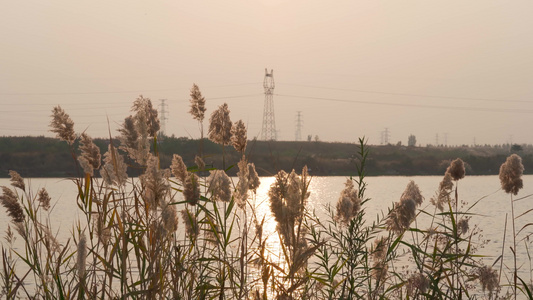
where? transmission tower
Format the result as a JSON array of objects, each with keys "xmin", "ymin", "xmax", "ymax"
[
  {"xmin": 261, "ymin": 69, "xmax": 277, "ymax": 140},
  {"xmin": 295, "ymin": 111, "xmax": 303, "ymax": 141},
  {"xmin": 381, "ymin": 128, "xmax": 390, "ymax": 145},
  {"xmin": 158, "ymin": 99, "xmax": 168, "ymax": 137}
]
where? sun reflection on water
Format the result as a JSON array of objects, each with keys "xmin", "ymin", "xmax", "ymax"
[
  {"xmin": 247, "ymin": 176, "xmax": 286, "ymax": 296},
  {"xmin": 246, "ymin": 174, "xmax": 329, "ymax": 298}
]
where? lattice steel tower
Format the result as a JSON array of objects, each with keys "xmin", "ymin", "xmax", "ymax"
[
  {"xmin": 158, "ymin": 99, "xmax": 168, "ymax": 138},
  {"xmin": 261, "ymin": 69, "xmax": 277, "ymax": 140},
  {"xmin": 295, "ymin": 111, "xmax": 303, "ymax": 141}
]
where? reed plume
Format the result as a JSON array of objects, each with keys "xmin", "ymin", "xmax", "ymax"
[
  {"xmin": 118, "ymin": 115, "xmax": 138, "ymax": 150},
  {"xmin": 335, "ymin": 179, "xmax": 361, "ymax": 225},
  {"xmin": 405, "ymin": 273, "xmax": 429, "ymax": 297},
  {"xmin": 50, "ymin": 105, "xmax": 76, "ymax": 145},
  {"xmin": 400, "ymin": 180, "xmax": 424, "ymax": 206},
  {"xmin": 499, "ymin": 154, "xmax": 524, "ymax": 195},
  {"xmin": 37, "ymin": 188, "xmax": 51, "ymax": 211},
  {"xmin": 132, "ymin": 95, "xmax": 160, "ymax": 137},
  {"xmin": 118, "ymin": 114, "xmax": 150, "ymax": 165},
  {"xmin": 208, "ymin": 103, "xmax": 232, "ymax": 146},
  {"xmin": 247, "ymin": 163, "xmax": 260, "ymax": 193},
  {"xmin": 8, "ymin": 170, "xmax": 25, "ymax": 191},
  {"xmin": 430, "ymin": 173, "xmax": 453, "ymax": 211},
  {"xmin": 234, "ymin": 158, "xmax": 249, "ymax": 209},
  {"xmin": 95, "ymin": 213, "xmax": 111, "ymax": 246},
  {"xmin": 195, "ymin": 155, "xmax": 205, "ymax": 171},
  {"xmin": 386, "ymin": 199, "xmax": 416, "ymax": 235},
  {"xmin": 499, "ymin": 153, "xmax": 524, "ymax": 299},
  {"xmin": 118, "ymin": 96, "xmax": 159, "ymax": 165},
  {"xmin": 13, "ymin": 222, "xmax": 26, "ymax": 239},
  {"xmin": 133, "ymin": 109, "xmax": 151, "ymax": 165},
  {"xmin": 0, "ymin": 186, "xmax": 25, "ymax": 223},
  {"xmin": 446, "ymin": 158, "xmax": 465, "ymax": 181},
  {"xmin": 189, "ymin": 84, "xmax": 206, "ymax": 123},
  {"xmin": 171, "ymin": 154, "xmax": 188, "ymax": 183},
  {"xmin": 372, "ymin": 237, "xmax": 389, "ymax": 283},
  {"xmin": 140, "ymin": 155, "xmax": 170, "ymax": 210},
  {"xmin": 386, "ymin": 181, "xmax": 423, "ymax": 235},
  {"xmin": 268, "ymin": 170, "xmax": 289, "ymax": 235},
  {"xmin": 457, "ymin": 218, "xmax": 469, "ymax": 235},
  {"xmin": 161, "ymin": 203, "xmax": 179, "ymax": 234},
  {"xmin": 183, "ymin": 173, "xmax": 200, "ymax": 205},
  {"xmin": 478, "ymin": 265, "xmax": 498, "ymax": 294},
  {"xmin": 231, "ymin": 120, "xmax": 247, "ymax": 154},
  {"xmin": 78, "ymin": 133, "xmax": 101, "ymax": 176},
  {"xmin": 39, "ymin": 224, "xmax": 60, "ymax": 253},
  {"xmin": 207, "ymin": 170, "xmax": 232, "ymax": 202},
  {"xmin": 268, "ymin": 167, "xmax": 310, "ymax": 247},
  {"xmin": 77, "ymin": 234, "xmax": 87, "ymax": 279},
  {"xmin": 100, "ymin": 144, "xmax": 128, "ymax": 187}
]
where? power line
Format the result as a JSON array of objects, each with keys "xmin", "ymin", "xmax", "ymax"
[
  {"xmin": 0, "ymin": 89, "xmax": 181, "ymax": 96},
  {"xmin": 0, "ymin": 83, "xmax": 261, "ymax": 96},
  {"xmin": 281, "ymin": 83, "xmax": 533, "ymax": 104},
  {"xmin": 207, "ymin": 94, "xmax": 263, "ymax": 101},
  {"xmin": 275, "ymin": 93, "xmax": 533, "ymax": 114},
  {"xmin": 1, "ymin": 101, "xmax": 134, "ymax": 106},
  {"xmin": 3, "ymin": 80, "xmax": 529, "ymax": 105},
  {"xmin": 0, "ymin": 94, "xmax": 263, "ymax": 113},
  {"xmin": 0, "ymin": 127, "xmax": 49, "ymax": 132},
  {"xmin": 0, "ymin": 106, "xmax": 131, "ymax": 113}
]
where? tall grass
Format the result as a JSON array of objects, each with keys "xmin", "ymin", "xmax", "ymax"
[{"xmin": 1, "ymin": 92, "xmax": 533, "ymax": 299}]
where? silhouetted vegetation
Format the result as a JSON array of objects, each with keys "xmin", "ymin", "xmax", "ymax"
[{"xmin": 2, "ymin": 136, "xmax": 533, "ymax": 178}]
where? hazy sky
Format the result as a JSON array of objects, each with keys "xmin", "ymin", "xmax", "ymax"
[{"xmin": 2, "ymin": 1, "xmax": 533, "ymax": 146}]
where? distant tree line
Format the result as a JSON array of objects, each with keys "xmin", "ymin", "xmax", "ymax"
[{"xmin": 1, "ymin": 136, "xmax": 532, "ymax": 178}]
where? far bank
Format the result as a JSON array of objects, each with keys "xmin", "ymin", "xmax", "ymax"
[{"xmin": 1, "ymin": 136, "xmax": 532, "ymax": 178}]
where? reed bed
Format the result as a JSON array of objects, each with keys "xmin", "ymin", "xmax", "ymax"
[{"xmin": 1, "ymin": 88, "xmax": 533, "ymax": 299}]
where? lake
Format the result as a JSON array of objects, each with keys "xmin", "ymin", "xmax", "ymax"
[{"xmin": 1, "ymin": 174, "xmax": 532, "ymax": 297}]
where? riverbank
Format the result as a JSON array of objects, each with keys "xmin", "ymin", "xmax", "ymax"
[{"xmin": 1, "ymin": 136, "xmax": 532, "ymax": 177}]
